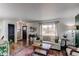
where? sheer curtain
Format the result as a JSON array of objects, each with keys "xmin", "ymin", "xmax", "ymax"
[{"xmin": 41, "ymin": 23, "xmax": 57, "ymax": 41}]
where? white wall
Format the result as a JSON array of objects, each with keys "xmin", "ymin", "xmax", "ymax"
[
  {"xmin": 1, "ymin": 19, "xmax": 40, "ymax": 42},
  {"xmin": 25, "ymin": 21, "xmax": 40, "ymax": 46},
  {"xmin": 0, "ymin": 17, "xmax": 76, "ymax": 46},
  {"xmin": 26, "ymin": 22, "xmax": 40, "ymax": 46},
  {"xmin": 40, "ymin": 17, "xmax": 75, "ymax": 46},
  {"xmin": 56, "ymin": 17, "xmax": 75, "ymax": 46},
  {"xmin": 0, "ymin": 20, "xmax": 4, "ymax": 39},
  {"xmin": 0, "ymin": 19, "xmax": 17, "ymax": 42}
]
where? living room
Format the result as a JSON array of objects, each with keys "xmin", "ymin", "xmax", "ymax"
[{"xmin": 0, "ymin": 3, "xmax": 79, "ymax": 56}]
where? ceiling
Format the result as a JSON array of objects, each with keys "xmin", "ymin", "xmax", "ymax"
[{"xmin": 0, "ymin": 3, "xmax": 79, "ymax": 21}]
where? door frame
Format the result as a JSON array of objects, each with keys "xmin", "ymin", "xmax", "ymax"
[
  {"xmin": 22, "ymin": 26, "xmax": 27, "ymax": 46},
  {"xmin": 8, "ymin": 24, "xmax": 15, "ymax": 44}
]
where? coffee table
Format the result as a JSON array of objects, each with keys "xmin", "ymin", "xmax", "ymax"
[{"xmin": 32, "ymin": 44, "xmax": 49, "ymax": 56}]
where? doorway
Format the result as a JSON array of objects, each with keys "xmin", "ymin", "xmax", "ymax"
[
  {"xmin": 22, "ymin": 26, "xmax": 27, "ymax": 46},
  {"xmin": 8, "ymin": 24, "xmax": 15, "ymax": 44}
]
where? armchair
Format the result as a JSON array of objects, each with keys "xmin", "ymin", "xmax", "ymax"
[
  {"xmin": 66, "ymin": 46, "xmax": 79, "ymax": 56},
  {"xmin": 70, "ymin": 48, "xmax": 79, "ymax": 56}
]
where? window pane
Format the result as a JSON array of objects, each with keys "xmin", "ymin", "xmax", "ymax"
[{"xmin": 42, "ymin": 24, "xmax": 57, "ymax": 36}]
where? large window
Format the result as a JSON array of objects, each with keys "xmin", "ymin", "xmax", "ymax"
[{"xmin": 42, "ymin": 24, "xmax": 57, "ymax": 36}]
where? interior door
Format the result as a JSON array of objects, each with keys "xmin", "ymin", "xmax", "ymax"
[
  {"xmin": 22, "ymin": 26, "xmax": 27, "ymax": 46},
  {"xmin": 8, "ymin": 24, "xmax": 15, "ymax": 43}
]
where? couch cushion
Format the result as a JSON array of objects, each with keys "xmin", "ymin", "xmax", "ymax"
[{"xmin": 42, "ymin": 43, "xmax": 51, "ymax": 49}]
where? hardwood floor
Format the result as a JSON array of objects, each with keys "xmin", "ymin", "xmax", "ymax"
[{"xmin": 10, "ymin": 41, "xmax": 67, "ymax": 56}]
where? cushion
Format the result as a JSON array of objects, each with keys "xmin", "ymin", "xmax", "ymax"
[{"xmin": 42, "ymin": 43, "xmax": 51, "ymax": 49}]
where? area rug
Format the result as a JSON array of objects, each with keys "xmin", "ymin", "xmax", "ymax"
[{"xmin": 14, "ymin": 47, "xmax": 33, "ymax": 56}]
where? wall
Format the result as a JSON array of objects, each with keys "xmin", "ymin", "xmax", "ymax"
[
  {"xmin": 15, "ymin": 20, "xmax": 40, "ymax": 46},
  {"xmin": 0, "ymin": 19, "xmax": 17, "ymax": 42},
  {"xmin": 24, "ymin": 21, "xmax": 40, "ymax": 46},
  {"xmin": 39, "ymin": 17, "xmax": 75, "ymax": 46},
  {"xmin": 0, "ymin": 19, "xmax": 40, "ymax": 47},
  {"xmin": 57, "ymin": 17, "xmax": 75, "ymax": 46},
  {"xmin": 0, "ymin": 20, "xmax": 3, "ymax": 39},
  {"xmin": 0, "ymin": 17, "xmax": 76, "ymax": 46}
]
